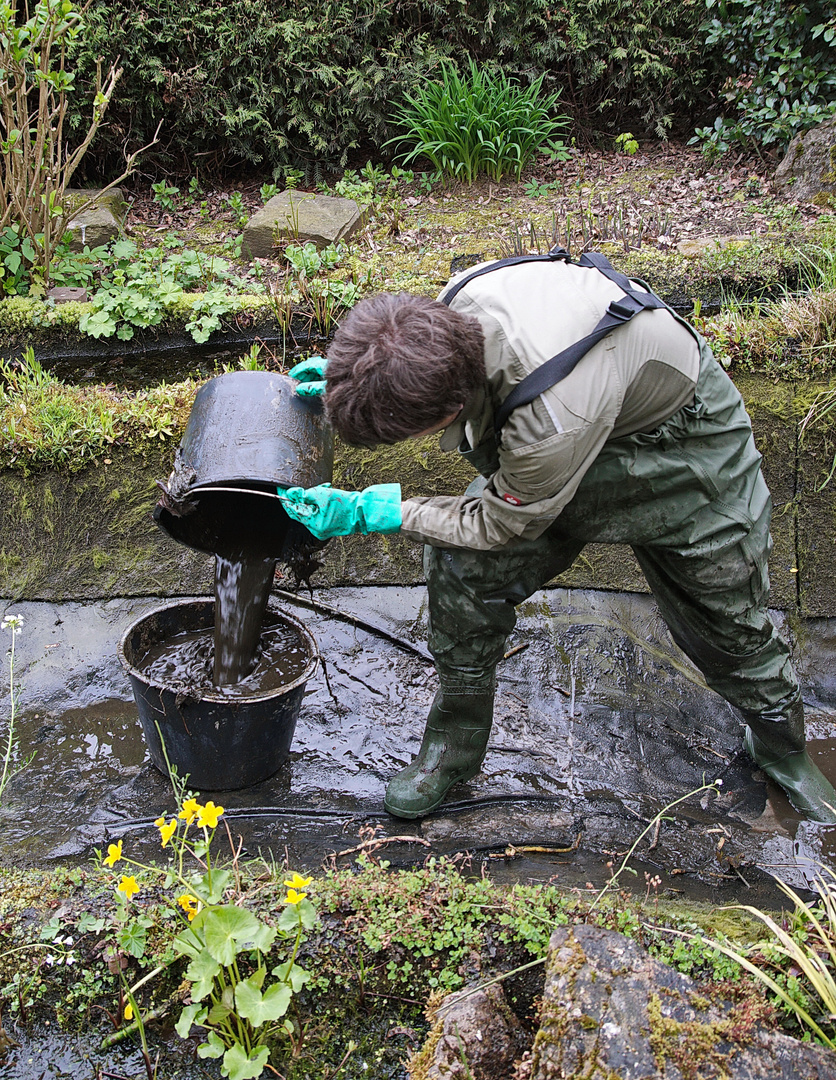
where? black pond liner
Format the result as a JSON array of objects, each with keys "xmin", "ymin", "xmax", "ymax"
[{"xmin": 119, "ymin": 597, "xmax": 318, "ymax": 791}]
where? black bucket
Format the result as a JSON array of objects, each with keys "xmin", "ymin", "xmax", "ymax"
[
  {"xmin": 153, "ymin": 370, "xmax": 334, "ymax": 560},
  {"xmin": 119, "ymin": 598, "xmax": 318, "ymax": 790}
]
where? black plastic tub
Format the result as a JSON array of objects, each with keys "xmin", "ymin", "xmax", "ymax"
[{"xmin": 119, "ymin": 598, "xmax": 318, "ymax": 790}]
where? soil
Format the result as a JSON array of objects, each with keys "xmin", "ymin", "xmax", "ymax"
[{"xmin": 123, "ymin": 141, "xmax": 830, "ymax": 255}]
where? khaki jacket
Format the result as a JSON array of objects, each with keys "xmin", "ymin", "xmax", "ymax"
[{"xmin": 400, "ymin": 258, "xmax": 702, "ymax": 550}]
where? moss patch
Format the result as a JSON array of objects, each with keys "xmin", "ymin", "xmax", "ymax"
[{"xmin": 0, "ymin": 445, "xmax": 211, "ymax": 600}]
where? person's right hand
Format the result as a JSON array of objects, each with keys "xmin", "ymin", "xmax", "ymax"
[{"xmin": 288, "ymin": 356, "xmax": 327, "ymax": 397}]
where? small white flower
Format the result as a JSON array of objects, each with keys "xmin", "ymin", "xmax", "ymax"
[
  {"xmin": 44, "ymin": 954, "xmax": 55, "ymax": 966},
  {"xmin": 64, "ymin": 953, "xmax": 77, "ymax": 966},
  {"xmin": 1, "ymin": 613, "xmax": 23, "ymax": 633}
]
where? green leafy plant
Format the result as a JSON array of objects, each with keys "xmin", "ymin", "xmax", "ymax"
[
  {"xmin": 386, "ymin": 59, "xmax": 569, "ymax": 183},
  {"xmin": 0, "ymin": 0, "xmax": 155, "ymax": 285},
  {"xmin": 100, "ymin": 767, "xmax": 317, "ymax": 1080},
  {"xmin": 540, "ymin": 138, "xmax": 572, "ymax": 163},
  {"xmin": 691, "ymin": 116, "xmax": 734, "ymax": 160},
  {"xmin": 226, "ymin": 191, "xmax": 249, "ymax": 228},
  {"xmin": 282, "ymin": 169, "xmax": 305, "ymax": 191},
  {"xmin": 615, "ymin": 131, "xmax": 639, "ymax": 155},
  {"xmin": 0, "ymin": 225, "xmax": 38, "ymax": 295},
  {"xmin": 328, "ymin": 169, "xmax": 376, "ymax": 205},
  {"xmin": 695, "ymin": 0, "xmax": 836, "ymax": 152},
  {"xmin": 524, "ymin": 178, "xmax": 559, "ymax": 199},
  {"xmin": 284, "ymin": 241, "xmax": 344, "ymax": 280},
  {"xmin": 417, "ymin": 170, "xmax": 442, "ymax": 195},
  {"xmin": 151, "ymin": 180, "xmax": 180, "ymax": 212},
  {"xmin": 259, "ymin": 182, "xmax": 279, "ymax": 203},
  {"xmin": 77, "ymin": 239, "xmax": 259, "ymax": 343}
]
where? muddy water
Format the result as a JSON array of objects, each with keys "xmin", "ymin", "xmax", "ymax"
[
  {"xmin": 212, "ymin": 553, "xmax": 277, "ymax": 685},
  {"xmin": 137, "ymin": 614, "xmax": 309, "ymax": 697}
]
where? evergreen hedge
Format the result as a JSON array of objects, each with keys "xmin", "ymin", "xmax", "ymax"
[{"xmin": 68, "ymin": 0, "xmax": 712, "ymax": 179}]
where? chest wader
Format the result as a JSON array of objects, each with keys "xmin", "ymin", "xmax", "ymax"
[{"xmin": 384, "ymin": 252, "xmax": 836, "ymax": 823}]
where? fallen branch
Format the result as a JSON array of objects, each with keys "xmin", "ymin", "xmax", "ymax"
[
  {"xmin": 273, "ymin": 589, "xmax": 432, "ymax": 661},
  {"xmin": 332, "ymin": 835, "xmax": 431, "ymax": 859}
]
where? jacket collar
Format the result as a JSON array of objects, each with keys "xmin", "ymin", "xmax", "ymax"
[{"xmin": 438, "ymin": 384, "xmax": 490, "ymax": 452}]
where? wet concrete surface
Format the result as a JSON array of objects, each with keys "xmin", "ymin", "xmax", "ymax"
[{"xmin": 1, "ymin": 586, "xmax": 835, "ymax": 905}]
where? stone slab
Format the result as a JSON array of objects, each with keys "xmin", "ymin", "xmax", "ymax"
[{"xmin": 242, "ymin": 190, "xmax": 363, "ymax": 259}]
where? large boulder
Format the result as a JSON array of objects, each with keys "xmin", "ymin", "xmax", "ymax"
[
  {"xmin": 775, "ymin": 117, "xmax": 836, "ymax": 205},
  {"xmin": 529, "ymin": 924, "xmax": 836, "ymax": 1079},
  {"xmin": 242, "ymin": 191, "xmax": 363, "ymax": 259}
]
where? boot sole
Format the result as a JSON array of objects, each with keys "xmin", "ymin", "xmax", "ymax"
[{"xmin": 383, "ymin": 764, "xmax": 481, "ymax": 820}]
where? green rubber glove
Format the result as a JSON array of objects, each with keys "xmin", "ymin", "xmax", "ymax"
[
  {"xmin": 288, "ymin": 356, "xmax": 327, "ymax": 397},
  {"xmin": 277, "ymin": 483, "xmax": 402, "ymax": 539}
]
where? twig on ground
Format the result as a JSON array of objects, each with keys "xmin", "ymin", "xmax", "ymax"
[{"xmin": 333, "ymin": 835, "xmax": 431, "ymax": 858}]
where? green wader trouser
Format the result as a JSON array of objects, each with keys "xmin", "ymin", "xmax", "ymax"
[{"xmin": 385, "ymin": 340, "xmax": 836, "ymax": 821}]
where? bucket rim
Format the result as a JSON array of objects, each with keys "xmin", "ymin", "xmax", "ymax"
[
  {"xmin": 118, "ymin": 597, "xmax": 318, "ymax": 703},
  {"xmin": 178, "ymin": 482, "xmax": 290, "ymax": 499}
]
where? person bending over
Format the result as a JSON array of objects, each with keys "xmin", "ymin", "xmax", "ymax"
[{"xmin": 279, "ymin": 252, "xmax": 836, "ymax": 824}]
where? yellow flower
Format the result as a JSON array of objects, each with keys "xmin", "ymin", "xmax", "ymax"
[
  {"xmin": 178, "ymin": 798, "xmax": 201, "ymax": 824},
  {"xmin": 178, "ymin": 893, "xmax": 200, "ymax": 921},
  {"xmin": 197, "ymin": 801, "xmax": 224, "ymax": 829},
  {"xmin": 103, "ymin": 840, "xmax": 123, "ymax": 867},
  {"xmin": 284, "ymin": 888, "xmax": 306, "ymax": 905},
  {"xmin": 283, "ymin": 872, "xmax": 312, "ymax": 891},
  {"xmin": 118, "ymin": 875, "xmax": 140, "ymax": 900},
  {"xmin": 155, "ymin": 816, "xmax": 177, "ymax": 848},
  {"xmin": 123, "ymin": 1002, "xmax": 134, "ymax": 1021}
]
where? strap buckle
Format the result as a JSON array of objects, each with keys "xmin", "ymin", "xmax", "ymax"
[{"xmin": 607, "ymin": 300, "xmax": 635, "ymax": 321}]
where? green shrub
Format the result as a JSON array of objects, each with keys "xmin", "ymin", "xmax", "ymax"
[
  {"xmin": 67, "ymin": 0, "xmax": 710, "ymax": 179},
  {"xmin": 387, "ymin": 59, "xmax": 568, "ymax": 182},
  {"xmin": 693, "ymin": 0, "xmax": 836, "ymax": 154}
]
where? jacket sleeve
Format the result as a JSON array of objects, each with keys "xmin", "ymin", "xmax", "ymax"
[{"xmin": 400, "ymin": 409, "xmax": 615, "ymax": 550}]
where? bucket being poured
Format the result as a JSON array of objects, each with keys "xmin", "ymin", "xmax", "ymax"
[
  {"xmin": 119, "ymin": 598, "xmax": 318, "ymax": 790},
  {"xmin": 122, "ymin": 369, "xmax": 333, "ymax": 789},
  {"xmin": 153, "ymin": 369, "xmax": 334, "ymax": 562}
]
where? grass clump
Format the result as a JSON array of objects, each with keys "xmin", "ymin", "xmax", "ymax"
[
  {"xmin": 0, "ymin": 349, "xmax": 197, "ymax": 470},
  {"xmin": 386, "ymin": 59, "xmax": 569, "ymax": 184}
]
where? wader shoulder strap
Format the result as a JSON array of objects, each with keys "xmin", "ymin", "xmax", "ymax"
[
  {"xmin": 440, "ymin": 248, "xmax": 571, "ymax": 306},
  {"xmin": 439, "ymin": 247, "xmax": 666, "ymax": 434}
]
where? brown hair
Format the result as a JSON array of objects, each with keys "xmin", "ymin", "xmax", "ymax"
[{"xmin": 324, "ymin": 292, "xmax": 485, "ymax": 445}]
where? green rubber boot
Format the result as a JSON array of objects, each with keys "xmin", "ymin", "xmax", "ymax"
[
  {"xmin": 743, "ymin": 697, "xmax": 836, "ymax": 824},
  {"xmin": 384, "ymin": 688, "xmax": 494, "ymax": 819}
]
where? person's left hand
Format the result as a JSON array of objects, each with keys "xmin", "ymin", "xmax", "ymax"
[
  {"xmin": 288, "ymin": 357, "xmax": 327, "ymax": 397},
  {"xmin": 277, "ymin": 483, "xmax": 402, "ymax": 539}
]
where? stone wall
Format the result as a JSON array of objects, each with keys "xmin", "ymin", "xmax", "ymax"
[{"xmin": 1, "ymin": 376, "xmax": 834, "ymax": 614}]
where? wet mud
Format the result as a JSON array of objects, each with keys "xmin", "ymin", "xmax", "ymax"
[{"xmin": 1, "ymin": 587, "xmax": 835, "ymax": 904}]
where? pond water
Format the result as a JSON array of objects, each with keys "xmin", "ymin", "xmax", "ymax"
[{"xmin": 1, "ymin": 586, "xmax": 834, "ymax": 906}]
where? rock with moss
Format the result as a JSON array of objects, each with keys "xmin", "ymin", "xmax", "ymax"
[
  {"xmin": 530, "ymin": 924, "xmax": 836, "ymax": 1080},
  {"xmin": 408, "ymin": 983, "xmax": 527, "ymax": 1080},
  {"xmin": 64, "ymin": 187, "xmax": 128, "ymax": 251},
  {"xmin": 775, "ymin": 118, "xmax": 836, "ymax": 207}
]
